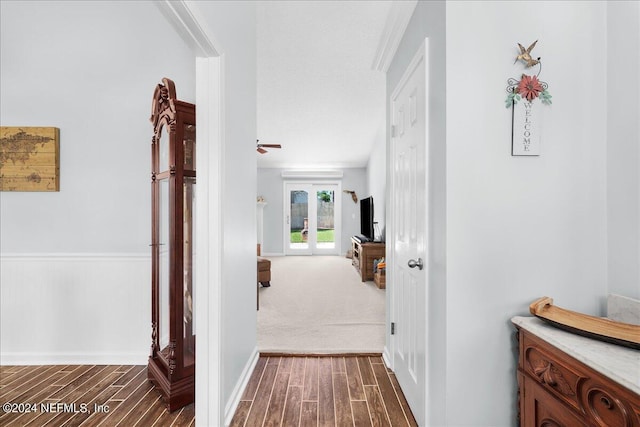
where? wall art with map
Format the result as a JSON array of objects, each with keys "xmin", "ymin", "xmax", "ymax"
[{"xmin": 0, "ymin": 127, "xmax": 60, "ymax": 191}]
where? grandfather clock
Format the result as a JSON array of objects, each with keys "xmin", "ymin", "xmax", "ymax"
[{"xmin": 148, "ymin": 77, "xmax": 196, "ymax": 411}]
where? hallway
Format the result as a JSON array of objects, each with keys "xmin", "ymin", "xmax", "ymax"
[{"xmin": 230, "ymin": 355, "xmax": 417, "ymax": 427}]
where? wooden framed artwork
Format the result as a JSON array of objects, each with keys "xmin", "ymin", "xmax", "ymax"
[{"xmin": 0, "ymin": 126, "xmax": 60, "ymax": 191}]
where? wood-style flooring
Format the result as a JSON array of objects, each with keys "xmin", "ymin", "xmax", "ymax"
[
  {"xmin": 0, "ymin": 364, "xmax": 194, "ymax": 426},
  {"xmin": 1, "ymin": 356, "xmax": 417, "ymax": 427},
  {"xmin": 230, "ymin": 355, "xmax": 417, "ymax": 427}
]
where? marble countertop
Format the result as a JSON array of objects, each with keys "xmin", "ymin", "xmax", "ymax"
[{"xmin": 512, "ymin": 316, "xmax": 640, "ymax": 395}]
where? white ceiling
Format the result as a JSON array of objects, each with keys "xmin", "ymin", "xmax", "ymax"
[{"xmin": 256, "ymin": 0, "xmax": 393, "ymax": 169}]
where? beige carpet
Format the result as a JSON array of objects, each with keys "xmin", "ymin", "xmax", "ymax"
[{"xmin": 257, "ymin": 255, "xmax": 386, "ymax": 353}]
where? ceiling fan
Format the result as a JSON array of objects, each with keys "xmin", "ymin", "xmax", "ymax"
[{"xmin": 257, "ymin": 139, "xmax": 282, "ymax": 154}]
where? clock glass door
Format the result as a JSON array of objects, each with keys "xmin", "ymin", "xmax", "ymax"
[
  {"xmin": 159, "ymin": 177, "xmax": 170, "ymax": 360},
  {"xmin": 182, "ymin": 122, "xmax": 196, "ymax": 368}
]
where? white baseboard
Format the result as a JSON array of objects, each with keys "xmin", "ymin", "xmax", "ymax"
[
  {"xmin": 0, "ymin": 352, "xmax": 148, "ymax": 366},
  {"xmin": 383, "ymin": 345, "xmax": 393, "ymax": 368},
  {"xmin": 224, "ymin": 346, "xmax": 259, "ymax": 426}
]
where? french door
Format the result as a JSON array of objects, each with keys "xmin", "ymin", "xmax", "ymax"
[{"xmin": 284, "ymin": 182, "xmax": 341, "ymax": 255}]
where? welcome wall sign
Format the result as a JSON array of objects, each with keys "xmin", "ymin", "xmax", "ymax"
[{"xmin": 505, "ymin": 40, "xmax": 552, "ymax": 156}]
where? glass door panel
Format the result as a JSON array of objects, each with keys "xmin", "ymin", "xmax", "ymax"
[
  {"xmin": 159, "ymin": 179, "xmax": 170, "ymax": 356},
  {"xmin": 287, "ymin": 188, "xmax": 310, "ymax": 254},
  {"xmin": 183, "ymin": 123, "xmax": 195, "ymax": 170},
  {"xmin": 316, "ymin": 189, "xmax": 335, "ymax": 250},
  {"xmin": 159, "ymin": 125, "xmax": 169, "ymax": 173},
  {"xmin": 183, "ymin": 177, "xmax": 195, "ymax": 368}
]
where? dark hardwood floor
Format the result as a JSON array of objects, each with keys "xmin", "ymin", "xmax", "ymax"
[
  {"xmin": 1, "ymin": 355, "xmax": 416, "ymax": 427},
  {"xmin": 230, "ymin": 355, "xmax": 417, "ymax": 427},
  {"xmin": 0, "ymin": 364, "xmax": 194, "ymax": 426}
]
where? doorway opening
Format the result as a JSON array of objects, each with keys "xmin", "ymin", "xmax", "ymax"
[{"xmin": 258, "ymin": 179, "xmax": 385, "ymax": 352}]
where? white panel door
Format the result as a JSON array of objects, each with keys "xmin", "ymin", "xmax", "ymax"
[{"xmin": 390, "ymin": 40, "xmax": 428, "ymax": 426}]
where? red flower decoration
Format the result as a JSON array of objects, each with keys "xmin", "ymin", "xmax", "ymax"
[{"xmin": 517, "ymin": 74, "xmax": 543, "ymax": 101}]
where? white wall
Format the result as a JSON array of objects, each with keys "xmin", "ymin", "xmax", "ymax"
[
  {"xmin": 0, "ymin": 1, "xmax": 195, "ymax": 253},
  {"xmin": 607, "ymin": 0, "xmax": 640, "ymax": 300},
  {"xmin": 366, "ymin": 128, "xmax": 387, "ymax": 240},
  {"xmin": 257, "ymin": 168, "xmax": 284, "ymax": 254},
  {"xmin": 187, "ymin": 1, "xmax": 258, "ymax": 416},
  {"xmin": 0, "ymin": 1, "xmax": 195, "ymax": 363},
  {"xmin": 390, "ymin": 1, "xmax": 611, "ymax": 425},
  {"xmin": 386, "ymin": 1, "xmax": 447, "ymax": 424},
  {"xmin": 257, "ymin": 167, "xmax": 366, "ymax": 255},
  {"xmin": 445, "ymin": 1, "xmax": 608, "ymax": 425}
]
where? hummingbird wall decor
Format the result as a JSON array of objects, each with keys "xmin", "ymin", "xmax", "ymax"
[
  {"xmin": 506, "ymin": 39, "xmax": 552, "ymax": 156},
  {"xmin": 505, "ymin": 39, "xmax": 552, "ymax": 108},
  {"xmin": 515, "ymin": 40, "xmax": 540, "ymax": 68}
]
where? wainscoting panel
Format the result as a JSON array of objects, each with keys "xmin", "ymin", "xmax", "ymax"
[{"xmin": 0, "ymin": 254, "xmax": 151, "ymax": 365}]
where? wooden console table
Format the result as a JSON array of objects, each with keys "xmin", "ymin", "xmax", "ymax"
[
  {"xmin": 512, "ymin": 316, "xmax": 640, "ymax": 426},
  {"xmin": 351, "ymin": 237, "xmax": 385, "ymax": 282}
]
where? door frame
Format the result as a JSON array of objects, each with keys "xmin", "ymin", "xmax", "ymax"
[
  {"xmin": 283, "ymin": 180, "xmax": 342, "ymax": 256},
  {"xmin": 386, "ymin": 38, "xmax": 430, "ymax": 426},
  {"xmin": 154, "ymin": 1, "xmax": 224, "ymax": 425}
]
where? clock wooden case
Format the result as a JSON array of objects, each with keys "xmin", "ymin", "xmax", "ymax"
[{"xmin": 147, "ymin": 78, "xmax": 196, "ymax": 411}]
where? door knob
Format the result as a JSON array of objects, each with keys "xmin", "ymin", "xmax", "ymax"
[{"xmin": 407, "ymin": 258, "xmax": 423, "ymax": 270}]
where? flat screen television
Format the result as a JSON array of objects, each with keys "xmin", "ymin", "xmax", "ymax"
[{"xmin": 360, "ymin": 196, "xmax": 374, "ymax": 241}]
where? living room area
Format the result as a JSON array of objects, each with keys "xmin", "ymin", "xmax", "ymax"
[{"xmin": 256, "ymin": 163, "xmax": 387, "ymax": 353}]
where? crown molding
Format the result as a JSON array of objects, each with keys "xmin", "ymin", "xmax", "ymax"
[
  {"xmin": 371, "ymin": 0, "xmax": 418, "ymax": 72},
  {"xmin": 154, "ymin": 0, "xmax": 220, "ymax": 57},
  {"xmin": 281, "ymin": 170, "xmax": 344, "ymax": 179}
]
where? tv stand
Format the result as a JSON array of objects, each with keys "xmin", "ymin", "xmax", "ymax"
[{"xmin": 351, "ymin": 236, "xmax": 385, "ymax": 282}]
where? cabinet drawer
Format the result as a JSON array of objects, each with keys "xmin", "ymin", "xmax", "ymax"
[
  {"xmin": 522, "ymin": 332, "xmax": 585, "ymax": 413},
  {"xmin": 523, "ymin": 375, "xmax": 588, "ymax": 427},
  {"xmin": 580, "ymin": 378, "xmax": 640, "ymax": 427}
]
